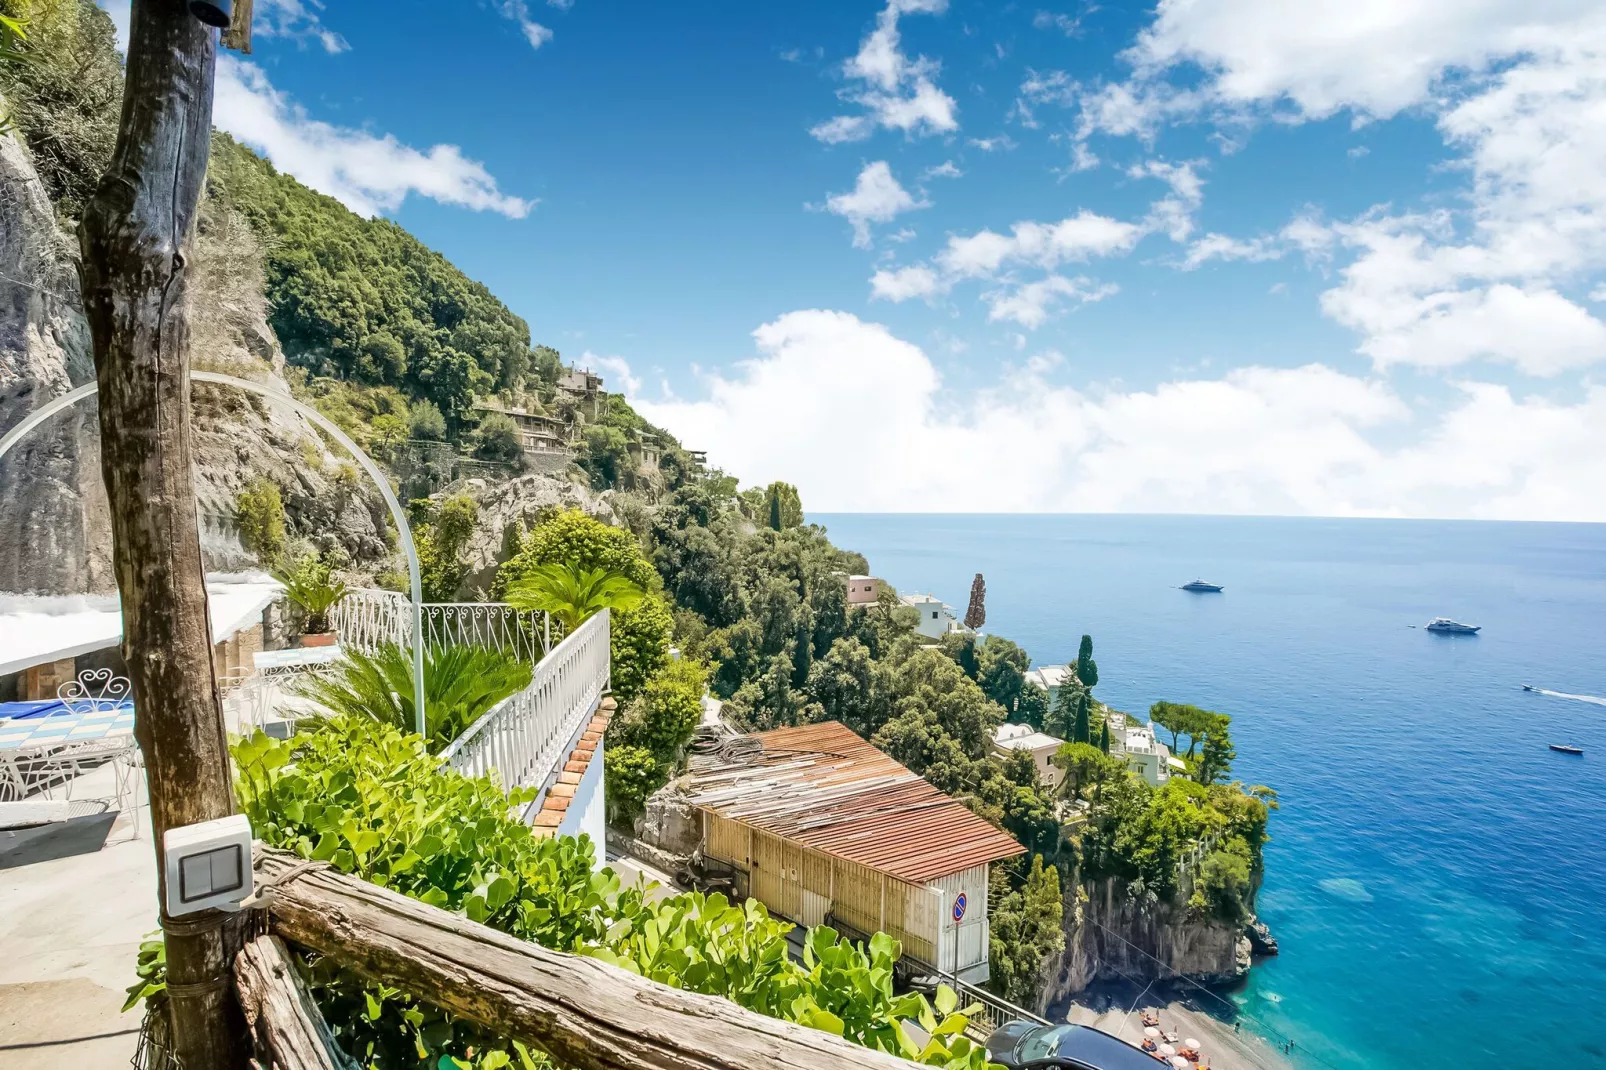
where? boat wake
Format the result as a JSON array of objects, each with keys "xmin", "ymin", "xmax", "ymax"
[{"xmin": 1526, "ymin": 687, "xmax": 1606, "ymax": 708}]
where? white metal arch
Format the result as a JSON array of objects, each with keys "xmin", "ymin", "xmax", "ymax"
[{"xmin": 0, "ymin": 370, "xmax": 426, "ymax": 734}]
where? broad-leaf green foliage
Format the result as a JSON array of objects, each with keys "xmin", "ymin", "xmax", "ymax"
[
  {"xmin": 604, "ymin": 656, "xmax": 709, "ymax": 823},
  {"xmin": 294, "ymin": 642, "xmax": 530, "ymax": 752},
  {"xmin": 505, "ymin": 562, "xmax": 646, "ymax": 634},
  {"xmin": 207, "ymin": 134, "xmax": 538, "ymax": 427},
  {"xmin": 498, "ymin": 510, "xmax": 670, "ymax": 702},
  {"xmin": 232, "ymin": 719, "xmax": 992, "ymax": 1069}
]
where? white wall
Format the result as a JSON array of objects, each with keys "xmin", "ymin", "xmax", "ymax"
[
  {"xmin": 560, "ymin": 730, "xmax": 607, "ymax": 856},
  {"xmin": 928, "ymin": 863, "xmax": 993, "ymax": 983}
]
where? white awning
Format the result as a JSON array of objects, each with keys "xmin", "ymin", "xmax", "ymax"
[{"xmin": 0, "ymin": 575, "xmax": 281, "ymax": 677}]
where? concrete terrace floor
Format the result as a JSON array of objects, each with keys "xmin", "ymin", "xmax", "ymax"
[{"xmin": 0, "ymin": 777, "xmax": 154, "ymax": 1069}]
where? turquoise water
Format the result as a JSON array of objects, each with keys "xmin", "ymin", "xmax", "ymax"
[{"xmin": 811, "ymin": 514, "xmax": 1606, "ymax": 1070}]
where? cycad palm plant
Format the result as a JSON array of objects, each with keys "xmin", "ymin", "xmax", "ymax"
[
  {"xmin": 296, "ymin": 642, "xmax": 532, "ymax": 751},
  {"xmin": 504, "ymin": 562, "xmax": 645, "ymax": 634}
]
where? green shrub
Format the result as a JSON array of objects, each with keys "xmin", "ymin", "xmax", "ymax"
[
  {"xmin": 293, "ymin": 642, "xmax": 530, "ymax": 752},
  {"xmin": 614, "ymin": 656, "xmax": 706, "ymax": 767},
  {"xmin": 272, "ymin": 555, "xmax": 350, "ymax": 634},
  {"xmin": 227, "ymin": 718, "xmax": 993, "ymax": 1069},
  {"xmin": 603, "ymin": 744, "xmax": 659, "ymax": 826},
  {"xmin": 236, "ymin": 477, "xmax": 287, "ymax": 563}
]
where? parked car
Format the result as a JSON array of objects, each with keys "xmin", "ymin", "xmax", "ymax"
[{"xmin": 985, "ymin": 1021, "xmax": 1160, "ymax": 1070}]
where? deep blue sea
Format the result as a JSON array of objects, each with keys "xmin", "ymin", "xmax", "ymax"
[{"xmin": 811, "ymin": 514, "xmax": 1606, "ymax": 1070}]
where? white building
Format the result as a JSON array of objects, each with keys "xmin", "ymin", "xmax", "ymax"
[
  {"xmin": 900, "ymin": 593, "xmax": 962, "ymax": 639},
  {"xmin": 1024, "ymin": 664, "xmax": 1075, "ymax": 703},
  {"xmin": 1105, "ymin": 710, "xmax": 1186, "ymax": 787},
  {"xmin": 991, "ymin": 722, "xmax": 1066, "ymax": 788}
]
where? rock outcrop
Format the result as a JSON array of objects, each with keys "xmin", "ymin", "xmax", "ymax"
[
  {"xmin": 1039, "ymin": 876, "xmax": 1251, "ymax": 1014},
  {"xmin": 0, "ymin": 118, "xmax": 108, "ymax": 594},
  {"xmin": 0, "ymin": 123, "xmax": 387, "ymax": 592}
]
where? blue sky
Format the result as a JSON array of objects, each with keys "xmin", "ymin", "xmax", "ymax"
[{"xmin": 104, "ymin": 0, "xmax": 1606, "ymax": 518}]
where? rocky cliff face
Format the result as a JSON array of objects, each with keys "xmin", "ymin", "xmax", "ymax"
[
  {"xmin": 0, "ymin": 124, "xmax": 386, "ymax": 593},
  {"xmin": 446, "ymin": 472, "xmax": 618, "ymax": 597},
  {"xmin": 1039, "ymin": 876, "xmax": 1251, "ymax": 1014},
  {"xmin": 0, "ymin": 120, "xmax": 108, "ymax": 594}
]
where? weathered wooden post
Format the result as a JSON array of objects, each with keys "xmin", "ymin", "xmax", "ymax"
[{"xmin": 77, "ymin": 2, "xmax": 245, "ymax": 1066}]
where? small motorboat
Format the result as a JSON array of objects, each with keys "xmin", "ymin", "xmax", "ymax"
[
  {"xmin": 1522, "ymin": 684, "xmax": 1536, "ymax": 692},
  {"xmin": 1425, "ymin": 617, "xmax": 1480, "ymax": 635},
  {"xmin": 1549, "ymin": 744, "xmax": 1583, "ymax": 755},
  {"xmin": 1180, "ymin": 580, "xmax": 1224, "ymax": 593}
]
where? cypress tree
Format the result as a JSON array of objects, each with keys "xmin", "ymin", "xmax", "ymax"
[
  {"xmin": 1076, "ymin": 634, "xmax": 1099, "ymax": 688},
  {"xmin": 1073, "ymin": 690, "xmax": 1091, "ymax": 745},
  {"xmin": 768, "ymin": 489, "xmax": 783, "ymax": 531},
  {"xmin": 1098, "ymin": 716, "xmax": 1111, "ymax": 754}
]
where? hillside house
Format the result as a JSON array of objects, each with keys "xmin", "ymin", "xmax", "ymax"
[
  {"xmin": 472, "ymin": 399, "xmax": 572, "ymax": 454},
  {"xmin": 900, "ymin": 593, "xmax": 963, "ymax": 639},
  {"xmin": 1024, "ymin": 664, "xmax": 1074, "ymax": 704},
  {"xmin": 681, "ymin": 721, "xmax": 1024, "ymax": 984},
  {"xmin": 836, "ymin": 573, "xmax": 881, "ymax": 606},
  {"xmin": 991, "ymin": 722, "xmax": 1066, "ymax": 788},
  {"xmin": 1106, "ymin": 711, "xmax": 1186, "ymax": 787}
]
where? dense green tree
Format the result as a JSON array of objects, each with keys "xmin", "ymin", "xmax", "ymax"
[
  {"xmin": 1016, "ymin": 682, "xmax": 1050, "ymax": 732},
  {"xmin": 939, "ymin": 632, "xmax": 980, "ymax": 680},
  {"xmin": 472, "ymin": 412, "xmax": 523, "ymax": 464},
  {"xmin": 652, "ymin": 522, "xmax": 745, "ymax": 627},
  {"xmin": 611, "ymin": 657, "xmax": 708, "ymax": 769},
  {"xmin": 579, "ymin": 425, "xmax": 636, "ymax": 490},
  {"xmin": 976, "ymin": 636, "xmax": 1030, "ymax": 712},
  {"xmin": 987, "ymin": 856, "xmax": 1065, "ymax": 1006},
  {"xmin": 414, "ymin": 493, "xmax": 478, "ymax": 602},
  {"xmin": 1053, "ymin": 741, "xmax": 1108, "ymax": 801},
  {"xmin": 1076, "ymin": 634, "xmax": 1099, "ymax": 688},
  {"xmin": 1072, "ymin": 691, "xmax": 1091, "ymax": 745},
  {"xmin": 809, "ymin": 574, "xmax": 849, "ymax": 657},
  {"xmin": 1098, "ymin": 716, "xmax": 1111, "ymax": 754},
  {"xmin": 1195, "ymin": 715, "xmax": 1237, "ymax": 784},
  {"xmin": 806, "ymin": 637, "xmax": 893, "ymax": 739},
  {"xmin": 762, "ymin": 481, "xmax": 804, "ymax": 529},
  {"xmin": 1149, "ymin": 701, "xmax": 1218, "ymax": 759},
  {"xmin": 236, "ymin": 477, "xmax": 286, "ymax": 563},
  {"xmin": 409, "ymin": 400, "xmax": 447, "ymax": 440}
]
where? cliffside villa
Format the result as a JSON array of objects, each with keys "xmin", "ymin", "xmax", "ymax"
[
  {"xmin": 900, "ymin": 592, "xmax": 965, "ymax": 639},
  {"xmin": 991, "ymin": 722, "xmax": 1066, "ymax": 788}
]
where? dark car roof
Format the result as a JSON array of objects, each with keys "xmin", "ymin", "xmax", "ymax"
[{"xmin": 1022, "ymin": 1024, "xmax": 1160, "ymax": 1070}]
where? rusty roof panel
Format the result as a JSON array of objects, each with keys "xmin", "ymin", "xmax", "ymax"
[{"xmin": 683, "ymin": 721, "xmax": 1025, "ymax": 884}]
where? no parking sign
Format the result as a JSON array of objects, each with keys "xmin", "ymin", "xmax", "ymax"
[{"xmin": 952, "ymin": 892, "xmax": 967, "ymax": 923}]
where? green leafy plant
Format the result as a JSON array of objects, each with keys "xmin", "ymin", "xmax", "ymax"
[
  {"xmin": 293, "ymin": 642, "xmax": 530, "ymax": 751},
  {"xmin": 504, "ymin": 561, "xmax": 645, "ymax": 633},
  {"xmin": 236, "ymin": 476, "xmax": 287, "ymax": 563},
  {"xmin": 121, "ymin": 932, "xmax": 166, "ymax": 1012},
  {"xmin": 221, "ymin": 717, "xmax": 994, "ymax": 1069},
  {"xmin": 273, "ymin": 555, "xmax": 351, "ymax": 635}
]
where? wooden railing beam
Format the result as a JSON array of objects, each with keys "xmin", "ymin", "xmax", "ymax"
[
  {"xmin": 252, "ymin": 846, "xmax": 918, "ymax": 1070},
  {"xmin": 233, "ymin": 935, "xmax": 356, "ymax": 1070}
]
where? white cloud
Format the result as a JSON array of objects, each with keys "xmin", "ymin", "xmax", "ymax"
[
  {"xmin": 966, "ymin": 135, "xmax": 1017, "ymax": 152},
  {"xmin": 214, "ymin": 57, "xmax": 533, "ymax": 218},
  {"xmin": 824, "ymin": 162, "xmax": 928, "ymax": 248},
  {"xmin": 985, "ymin": 275, "xmax": 1118, "ymax": 328},
  {"xmin": 497, "ymin": 0, "xmax": 553, "ymax": 50},
  {"xmin": 587, "ymin": 353, "xmax": 641, "ymax": 396},
  {"xmin": 813, "ymin": 0, "xmax": 958, "ymax": 143},
  {"xmin": 924, "ymin": 160, "xmax": 963, "ymax": 179},
  {"xmin": 1126, "ymin": 0, "xmax": 1604, "ymax": 122},
  {"xmin": 635, "ymin": 310, "xmax": 1606, "ymax": 519},
  {"xmin": 256, "ymin": 0, "xmax": 349, "ymax": 52},
  {"xmin": 871, "ymin": 264, "xmax": 947, "ymax": 302},
  {"xmin": 938, "ymin": 211, "xmax": 1143, "ymax": 277}
]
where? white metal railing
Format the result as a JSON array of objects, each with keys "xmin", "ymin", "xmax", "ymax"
[
  {"xmin": 331, "ymin": 588, "xmax": 550, "ymax": 662},
  {"xmin": 438, "ymin": 609, "xmax": 610, "ymax": 797}
]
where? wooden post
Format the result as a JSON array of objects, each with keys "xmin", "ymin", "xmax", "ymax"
[
  {"xmin": 253, "ymin": 847, "xmax": 922, "ymax": 1070},
  {"xmin": 234, "ymin": 936, "xmax": 356, "ymax": 1070},
  {"xmin": 76, "ymin": 2, "xmax": 244, "ymax": 1067}
]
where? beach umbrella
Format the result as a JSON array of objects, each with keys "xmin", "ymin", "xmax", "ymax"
[
  {"xmin": 1159, "ymin": 1044, "xmax": 1176, "ymax": 1057},
  {"xmin": 1170, "ymin": 1058, "xmax": 1189, "ymax": 1069},
  {"xmin": 1185, "ymin": 1038, "xmax": 1201, "ymax": 1049},
  {"xmin": 1145, "ymin": 1027, "xmax": 1161, "ymax": 1038}
]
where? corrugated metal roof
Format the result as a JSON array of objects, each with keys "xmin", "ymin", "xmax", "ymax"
[{"xmin": 683, "ymin": 721, "xmax": 1025, "ymax": 884}]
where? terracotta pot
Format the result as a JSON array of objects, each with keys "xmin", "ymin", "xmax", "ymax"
[{"xmin": 298, "ymin": 632, "xmax": 338, "ymax": 648}]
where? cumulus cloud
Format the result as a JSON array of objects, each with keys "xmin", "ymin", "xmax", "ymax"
[
  {"xmin": 215, "ymin": 57, "xmax": 533, "ymax": 218},
  {"xmin": 871, "ymin": 264, "xmax": 947, "ymax": 302},
  {"xmin": 811, "ymin": 0, "xmax": 958, "ymax": 143},
  {"xmin": 635, "ymin": 310, "xmax": 1606, "ymax": 519},
  {"xmin": 985, "ymin": 276, "xmax": 1118, "ymax": 328},
  {"xmin": 824, "ymin": 162, "xmax": 928, "ymax": 248},
  {"xmin": 586, "ymin": 353, "xmax": 642, "ymax": 396}
]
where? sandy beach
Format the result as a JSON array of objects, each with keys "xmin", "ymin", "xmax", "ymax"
[{"xmin": 1055, "ymin": 987, "xmax": 1293, "ymax": 1070}]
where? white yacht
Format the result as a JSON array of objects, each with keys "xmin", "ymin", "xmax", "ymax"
[{"xmin": 1425, "ymin": 617, "xmax": 1480, "ymax": 635}]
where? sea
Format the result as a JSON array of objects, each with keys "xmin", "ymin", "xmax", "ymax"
[{"xmin": 810, "ymin": 514, "xmax": 1606, "ymax": 1070}]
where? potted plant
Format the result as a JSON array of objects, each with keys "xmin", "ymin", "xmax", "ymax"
[{"xmin": 273, "ymin": 557, "xmax": 351, "ymax": 647}]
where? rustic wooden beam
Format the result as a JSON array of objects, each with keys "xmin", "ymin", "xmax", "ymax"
[
  {"xmin": 234, "ymin": 936, "xmax": 357, "ymax": 1070},
  {"xmin": 76, "ymin": 2, "xmax": 243, "ymax": 1067},
  {"xmin": 254, "ymin": 847, "xmax": 920, "ymax": 1070}
]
